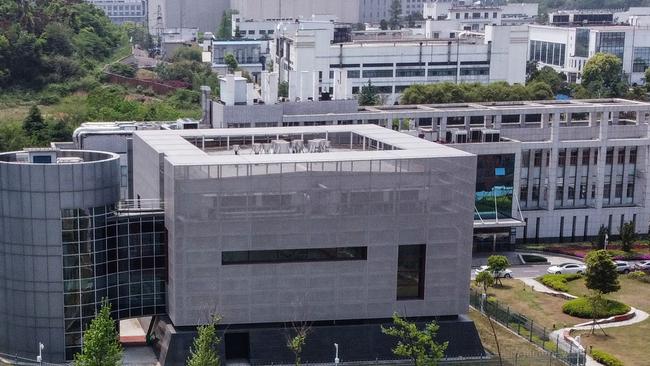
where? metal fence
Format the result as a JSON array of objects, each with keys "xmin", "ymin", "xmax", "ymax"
[
  {"xmin": 469, "ymin": 290, "xmax": 587, "ymax": 366},
  {"xmin": 0, "ymin": 352, "xmax": 65, "ymax": 366}
]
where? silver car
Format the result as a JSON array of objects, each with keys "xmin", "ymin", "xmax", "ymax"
[
  {"xmin": 615, "ymin": 261, "xmax": 632, "ymax": 274},
  {"xmin": 547, "ymin": 263, "xmax": 586, "ymax": 275}
]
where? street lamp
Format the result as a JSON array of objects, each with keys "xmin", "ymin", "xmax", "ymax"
[
  {"xmin": 36, "ymin": 342, "xmax": 44, "ymax": 364},
  {"xmin": 334, "ymin": 343, "xmax": 339, "ymax": 365},
  {"xmin": 604, "ymin": 233, "xmax": 609, "ymax": 250}
]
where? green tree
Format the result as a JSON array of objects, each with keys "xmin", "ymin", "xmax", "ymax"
[
  {"xmin": 379, "ymin": 19, "xmax": 389, "ymax": 30},
  {"xmin": 619, "ymin": 221, "xmax": 636, "ymax": 253},
  {"xmin": 107, "ymin": 62, "xmax": 136, "ymax": 77},
  {"xmin": 645, "ymin": 68, "xmax": 650, "ymax": 91},
  {"xmin": 585, "ymin": 250, "xmax": 620, "ymax": 295},
  {"xmin": 47, "ymin": 119, "xmax": 73, "ymax": 142},
  {"xmin": 525, "ymin": 81, "xmax": 554, "ymax": 100},
  {"xmin": 23, "ymin": 105, "xmax": 46, "ymax": 137},
  {"xmin": 216, "ymin": 10, "xmax": 237, "ymax": 40},
  {"xmin": 279, "ymin": 81, "xmax": 289, "ymax": 98},
  {"xmin": 358, "ymin": 79, "xmax": 380, "ymax": 106},
  {"xmin": 187, "ymin": 315, "xmax": 222, "ymax": 366},
  {"xmin": 171, "ymin": 46, "xmax": 202, "ymax": 62},
  {"xmin": 224, "ymin": 53, "xmax": 238, "ymax": 73},
  {"xmin": 581, "ymin": 53, "xmax": 628, "ymax": 98},
  {"xmin": 528, "ymin": 66, "xmax": 566, "ymax": 94},
  {"xmin": 487, "ymin": 255, "xmax": 509, "ymax": 286},
  {"xmin": 382, "ymin": 313, "xmax": 448, "ymax": 366},
  {"xmin": 74, "ymin": 300, "xmax": 122, "ymax": 366},
  {"xmin": 475, "ymin": 270, "xmax": 495, "ymax": 293},
  {"xmin": 389, "ymin": 0, "xmax": 402, "ymax": 30},
  {"xmin": 286, "ymin": 324, "xmax": 310, "ymax": 366},
  {"xmin": 592, "ymin": 225, "xmax": 608, "ymax": 250}
]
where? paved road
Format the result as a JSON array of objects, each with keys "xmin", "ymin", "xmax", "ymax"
[{"xmin": 471, "ymin": 253, "xmax": 647, "ymax": 279}]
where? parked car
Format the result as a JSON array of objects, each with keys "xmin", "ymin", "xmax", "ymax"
[
  {"xmin": 633, "ymin": 260, "xmax": 650, "ymax": 271},
  {"xmin": 615, "ymin": 261, "xmax": 632, "ymax": 274},
  {"xmin": 547, "ymin": 263, "xmax": 586, "ymax": 275},
  {"xmin": 475, "ymin": 265, "xmax": 513, "ymax": 279}
]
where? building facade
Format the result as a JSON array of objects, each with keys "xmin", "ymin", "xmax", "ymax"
[
  {"xmin": 272, "ymin": 21, "xmax": 528, "ymax": 101},
  {"xmin": 528, "ymin": 25, "xmax": 650, "ymax": 85},
  {"xmin": 132, "ymin": 125, "xmax": 483, "ymax": 364},
  {"xmin": 203, "ymin": 97, "xmax": 650, "ymax": 249},
  {"xmin": 86, "ymin": 0, "xmax": 147, "ymax": 24}
]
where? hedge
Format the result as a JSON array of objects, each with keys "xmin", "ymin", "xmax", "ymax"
[
  {"xmin": 562, "ymin": 297, "xmax": 630, "ymax": 319},
  {"xmin": 591, "ymin": 349, "xmax": 624, "ymax": 366},
  {"xmin": 537, "ymin": 273, "xmax": 582, "ymax": 292}
]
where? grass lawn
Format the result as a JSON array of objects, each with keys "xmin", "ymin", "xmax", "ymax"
[
  {"xmin": 468, "ymin": 309, "xmax": 567, "ymax": 366},
  {"xmin": 564, "ymin": 276, "xmax": 650, "ymax": 365},
  {"xmin": 471, "ymin": 279, "xmax": 581, "ymax": 330}
]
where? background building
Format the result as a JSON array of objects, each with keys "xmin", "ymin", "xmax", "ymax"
[
  {"xmin": 528, "ymin": 24, "xmax": 650, "ymax": 85},
  {"xmin": 147, "ymin": 0, "xmax": 229, "ymax": 33},
  {"xmin": 86, "ymin": 0, "xmax": 147, "ymax": 24},
  {"xmin": 272, "ymin": 21, "xmax": 528, "ymax": 101},
  {"xmin": 230, "ymin": 0, "xmax": 363, "ymax": 24},
  {"xmin": 201, "ymin": 95, "xmax": 650, "ymax": 249}
]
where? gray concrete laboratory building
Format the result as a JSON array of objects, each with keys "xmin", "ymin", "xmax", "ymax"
[{"xmin": 0, "ymin": 126, "xmax": 484, "ymax": 364}]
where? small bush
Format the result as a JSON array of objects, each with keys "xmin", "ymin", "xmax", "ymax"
[
  {"xmin": 537, "ymin": 274, "xmax": 582, "ymax": 292},
  {"xmin": 39, "ymin": 93, "xmax": 61, "ymax": 105},
  {"xmin": 521, "ymin": 254, "xmax": 548, "ymax": 263},
  {"xmin": 628, "ymin": 271, "xmax": 647, "ymax": 280},
  {"xmin": 591, "ymin": 349, "xmax": 624, "ymax": 366},
  {"xmin": 562, "ymin": 297, "xmax": 630, "ymax": 319},
  {"xmin": 108, "ymin": 62, "xmax": 136, "ymax": 78}
]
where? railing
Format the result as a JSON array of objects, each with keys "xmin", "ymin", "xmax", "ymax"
[
  {"xmin": 470, "ymin": 290, "xmax": 587, "ymax": 366},
  {"xmin": 0, "ymin": 352, "xmax": 65, "ymax": 366},
  {"xmin": 117, "ymin": 198, "xmax": 165, "ymax": 212}
]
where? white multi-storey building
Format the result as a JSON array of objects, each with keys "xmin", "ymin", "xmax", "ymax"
[
  {"xmin": 272, "ymin": 20, "xmax": 528, "ymax": 100},
  {"xmin": 86, "ymin": 0, "xmax": 146, "ymax": 24},
  {"xmin": 528, "ymin": 25, "xmax": 650, "ymax": 85}
]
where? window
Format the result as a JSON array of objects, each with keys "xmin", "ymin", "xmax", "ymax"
[
  {"xmin": 533, "ymin": 151, "xmax": 542, "ymax": 167},
  {"xmin": 606, "ymin": 148, "xmax": 614, "ymax": 165},
  {"xmin": 570, "ymin": 150, "xmax": 578, "ymax": 166},
  {"xmin": 396, "ymin": 68, "xmax": 425, "ymax": 77},
  {"xmin": 397, "ymin": 244, "xmax": 425, "ymax": 300},
  {"xmin": 221, "ymin": 246, "xmax": 367, "ymax": 265},
  {"xmin": 633, "ymin": 47, "xmax": 650, "ymax": 72},
  {"xmin": 529, "ymin": 40, "xmax": 566, "ymax": 67},
  {"xmin": 596, "ymin": 32, "xmax": 625, "ymax": 59},
  {"xmin": 347, "ymin": 70, "xmax": 360, "ymax": 78},
  {"xmin": 493, "ymin": 12, "xmax": 497, "ymax": 18},
  {"xmin": 629, "ymin": 148, "xmax": 637, "ymax": 164},
  {"xmin": 362, "ymin": 69, "xmax": 393, "ymax": 78},
  {"xmin": 582, "ymin": 149, "xmax": 590, "ymax": 165},
  {"xmin": 520, "ymin": 185, "xmax": 528, "ymax": 201},
  {"xmin": 617, "ymin": 148, "xmax": 626, "ymax": 164},
  {"xmin": 558, "ymin": 150, "xmax": 566, "ymax": 167},
  {"xmin": 627, "ymin": 182, "xmax": 635, "ymax": 198}
]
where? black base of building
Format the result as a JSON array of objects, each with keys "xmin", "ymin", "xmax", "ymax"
[{"xmin": 151, "ymin": 315, "xmax": 485, "ymax": 366}]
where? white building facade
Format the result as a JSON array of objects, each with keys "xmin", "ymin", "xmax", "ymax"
[
  {"xmin": 272, "ymin": 21, "xmax": 528, "ymax": 101},
  {"xmin": 528, "ymin": 25, "xmax": 650, "ymax": 85}
]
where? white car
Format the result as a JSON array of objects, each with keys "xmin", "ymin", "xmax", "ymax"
[
  {"xmin": 475, "ymin": 265, "xmax": 513, "ymax": 279},
  {"xmin": 615, "ymin": 261, "xmax": 632, "ymax": 274},
  {"xmin": 547, "ymin": 263, "xmax": 586, "ymax": 275},
  {"xmin": 633, "ymin": 260, "xmax": 650, "ymax": 271}
]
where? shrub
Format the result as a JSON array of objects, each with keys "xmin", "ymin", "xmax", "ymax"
[
  {"xmin": 591, "ymin": 349, "xmax": 624, "ymax": 366},
  {"xmin": 521, "ymin": 254, "xmax": 548, "ymax": 263},
  {"xmin": 537, "ymin": 274, "xmax": 582, "ymax": 292},
  {"xmin": 627, "ymin": 271, "xmax": 647, "ymax": 280},
  {"xmin": 108, "ymin": 62, "xmax": 136, "ymax": 78},
  {"xmin": 562, "ymin": 297, "xmax": 630, "ymax": 319}
]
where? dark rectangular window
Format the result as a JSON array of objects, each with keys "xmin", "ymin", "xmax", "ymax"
[
  {"xmin": 397, "ymin": 244, "xmax": 425, "ymax": 300},
  {"xmin": 221, "ymin": 246, "xmax": 367, "ymax": 265}
]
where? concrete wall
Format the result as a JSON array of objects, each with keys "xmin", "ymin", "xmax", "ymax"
[
  {"xmin": 163, "ymin": 155, "xmax": 476, "ymax": 327},
  {"xmin": 0, "ymin": 151, "xmax": 120, "ymax": 363}
]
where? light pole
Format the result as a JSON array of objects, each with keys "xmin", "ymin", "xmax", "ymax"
[
  {"xmin": 36, "ymin": 342, "xmax": 44, "ymax": 365},
  {"xmin": 334, "ymin": 343, "xmax": 339, "ymax": 365},
  {"xmin": 604, "ymin": 233, "xmax": 609, "ymax": 250}
]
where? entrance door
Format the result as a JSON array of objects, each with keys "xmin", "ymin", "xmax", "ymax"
[{"xmin": 225, "ymin": 332, "xmax": 250, "ymax": 361}]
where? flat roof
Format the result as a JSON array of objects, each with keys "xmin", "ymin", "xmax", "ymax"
[{"xmin": 134, "ymin": 124, "xmax": 472, "ymax": 166}]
